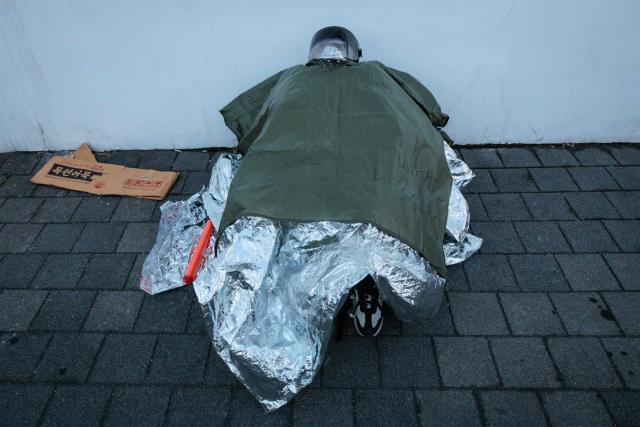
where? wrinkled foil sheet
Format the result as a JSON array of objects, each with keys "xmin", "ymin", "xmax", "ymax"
[{"xmin": 141, "ymin": 143, "xmax": 481, "ymax": 410}]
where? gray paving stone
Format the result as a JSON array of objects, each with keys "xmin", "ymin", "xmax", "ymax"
[
  {"xmin": 568, "ymin": 167, "xmax": 620, "ymax": 191},
  {"xmin": 490, "ymin": 337, "xmax": 560, "ymax": 388},
  {"xmin": 138, "ymin": 150, "xmax": 177, "ymax": 170},
  {"xmin": 607, "ymin": 166, "xmax": 640, "ymax": 190},
  {"xmin": 602, "ymin": 292, "xmax": 640, "ymax": 336},
  {"xmin": 600, "ymin": 391, "xmax": 640, "ymax": 427},
  {"xmin": 534, "ymin": 147, "xmax": 579, "ymax": 166},
  {"xmin": 186, "ymin": 299, "xmax": 210, "ymax": 334},
  {"xmin": 79, "ymin": 253, "xmax": 135, "ymax": 289},
  {"xmin": 0, "ymin": 175, "xmax": 36, "ymax": 197},
  {"xmin": 32, "ymin": 333, "xmax": 104, "ymax": 382},
  {"xmin": 71, "ymin": 196, "xmax": 119, "ymax": 222},
  {"xmin": 0, "ymin": 198, "xmax": 43, "ymax": 223},
  {"xmin": 0, "ymin": 152, "xmax": 41, "ymax": 174},
  {"xmin": 435, "ymin": 337, "xmax": 499, "ymax": 387},
  {"xmin": 481, "ymin": 193, "xmax": 532, "ymax": 220},
  {"xmin": 378, "ymin": 337, "xmax": 439, "ymax": 386},
  {"xmin": 83, "ymin": 291, "xmax": 143, "ymax": 331},
  {"xmin": 31, "ymin": 254, "xmax": 91, "ymax": 289},
  {"xmin": 105, "ymin": 150, "xmax": 143, "ymax": 167},
  {"xmin": 464, "ymin": 254, "xmax": 519, "ymax": 291},
  {"xmin": 135, "ymin": 292, "xmax": 192, "ymax": 333},
  {"xmin": 603, "ymin": 220, "xmax": 640, "ymax": 252},
  {"xmin": 73, "ymin": 223, "xmax": 125, "ymax": 253},
  {"xmin": 117, "ymin": 222, "xmax": 158, "ymax": 252},
  {"xmin": 480, "ymin": 391, "xmax": 546, "ymax": 427},
  {"xmin": 29, "ymin": 223, "xmax": 84, "ymax": 253},
  {"xmin": 565, "ymin": 192, "xmax": 620, "ymax": 220},
  {"xmin": 402, "ymin": 303, "xmax": 455, "ymax": 336},
  {"xmin": 204, "ymin": 347, "xmax": 238, "ymax": 386},
  {"xmin": 168, "ymin": 387, "xmax": 232, "ymax": 427},
  {"xmin": 146, "ymin": 334, "xmax": 209, "ymax": 384},
  {"xmin": 604, "ymin": 254, "xmax": 640, "ymax": 291},
  {"xmin": 530, "ymin": 167, "xmax": 579, "ymax": 191},
  {"xmin": 490, "ymin": 169, "xmax": 539, "ymax": 192},
  {"xmin": 522, "ymin": 192, "xmax": 575, "ymax": 220},
  {"xmin": 31, "ymin": 290, "xmax": 96, "ymax": 331},
  {"xmin": 464, "ymin": 193, "xmax": 489, "ymax": 221},
  {"xmin": 415, "ymin": 390, "xmax": 481, "ymax": 427},
  {"xmin": 89, "ymin": 334, "xmax": 157, "ymax": 384},
  {"xmin": 322, "ymin": 337, "xmax": 379, "ymax": 388},
  {"xmin": 32, "ymin": 197, "xmax": 82, "ymax": 223},
  {"xmin": 550, "ymin": 293, "xmax": 620, "ymax": 336},
  {"xmin": 601, "ymin": 338, "xmax": 640, "ymax": 389},
  {"xmin": 556, "ymin": 254, "xmax": 620, "ymax": 291},
  {"xmin": 0, "ymin": 333, "xmax": 51, "ymax": 380},
  {"xmin": 169, "ymin": 173, "xmax": 187, "ymax": 195},
  {"xmin": 557, "ymin": 220, "xmax": 619, "ymax": 253},
  {"xmin": 294, "ymin": 388, "xmax": 353, "ymax": 426},
  {"xmin": 461, "ymin": 169, "xmax": 498, "ymax": 193},
  {"xmin": 497, "ymin": 147, "xmax": 541, "ymax": 167},
  {"xmin": 42, "ymin": 385, "xmax": 111, "ymax": 426},
  {"xmin": 183, "ymin": 171, "xmax": 211, "ymax": 194},
  {"xmin": 172, "ymin": 151, "xmax": 211, "ymax": 171},
  {"xmin": 0, "ymin": 254, "xmax": 45, "ymax": 289},
  {"xmin": 547, "ymin": 337, "xmax": 622, "ymax": 388},
  {"xmin": 126, "ymin": 253, "xmax": 147, "ymax": 289},
  {"xmin": 610, "ymin": 145, "xmax": 640, "ymax": 165},
  {"xmin": 31, "ymin": 185, "xmax": 69, "ymax": 197},
  {"xmin": 573, "ymin": 147, "xmax": 618, "ymax": 166},
  {"xmin": 500, "ymin": 293, "xmax": 565, "ymax": 336},
  {"xmin": 0, "ymin": 223, "xmax": 43, "ymax": 253},
  {"xmin": 0, "ymin": 384, "xmax": 53, "ymax": 426},
  {"xmin": 0, "ymin": 290, "xmax": 47, "ymax": 331},
  {"xmin": 111, "ymin": 198, "xmax": 157, "ymax": 222},
  {"xmin": 471, "ymin": 222, "xmax": 524, "ymax": 254},
  {"xmin": 605, "ymin": 191, "xmax": 640, "ymax": 219},
  {"xmin": 543, "ymin": 391, "xmax": 614, "ymax": 427},
  {"xmin": 104, "ymin": 386, "xmax": 170, "ymax": 427},
  {"xmin": 355, "ymin": 389, "xmax": 418, "ymax": 427},
  {"xmin": 449, "ymin": 293, "xmax": 509, "ymax": 335},
  {"xmin": 514, "ymin": 221, "xmax": 571, "ymax": 253},
  {"xmin": 445, "ymin": 263, "xmax": 469, "ymax": 291},
  {"xmin": 509, "ymin": 254, "xmax": 569, "ymax": 291}
]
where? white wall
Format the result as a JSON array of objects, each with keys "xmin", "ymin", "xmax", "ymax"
[{"xmin": 1, "ymin": 0, "xmax": 639, "ymax": 152}]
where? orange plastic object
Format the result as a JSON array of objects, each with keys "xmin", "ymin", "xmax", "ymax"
[{"xmin": 183, "ymin": 219, "xmax": 215, "ymax": 285}]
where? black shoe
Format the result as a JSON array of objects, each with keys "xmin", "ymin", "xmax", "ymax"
[{"xmin": 351, "ymin": 278, "xmax": 383, "ymax": 337}]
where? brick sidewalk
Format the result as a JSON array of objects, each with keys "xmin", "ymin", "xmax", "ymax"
[{"xmin": 0, "ymin": 145, "xmax": 638, "ymax": 426}]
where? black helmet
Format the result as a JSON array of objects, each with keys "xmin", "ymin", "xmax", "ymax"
[{"xmin": 308, "ymin": 26, "xmax": 362, "ymax": 63}]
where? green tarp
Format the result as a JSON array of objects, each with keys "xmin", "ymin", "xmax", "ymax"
[{"xmin": 218, "ymin": 60, "xmax": 452, "ymax": 276}]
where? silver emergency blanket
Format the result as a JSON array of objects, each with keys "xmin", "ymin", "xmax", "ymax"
[{"xmin": 140, "ymin": 144, "xmax": 481, "ymax": 410}]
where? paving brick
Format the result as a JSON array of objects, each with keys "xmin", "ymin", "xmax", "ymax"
[
  {"xmin": 84, "ymin": 291, "xmax": 143, "ymax": 331},
  {"xmin": 42, "ymin": 385, "xmax": 111, "ymax": 426},
  {"xmin": 568, "ymin": 167, "xmax": 619, "ymax": 191},
  {"xmin": 543, "ymin": 391, "xmax": 613, "ymax": 426},
  {"xmin": 471, "ymin": 222, "xmax": 524, "ymax": 254},
  {"xmin": 461, "ymin": 169, "xmax": 498, "ymax": 193},
  {"xmin": 522, "ymin": 192, "xmax": 575, "ymax": 220},
  {"xmin": 105, "ymin": 150, "xmax": 143, "ymax": 167},
  {"xmin": 32, "ymin": 197, "xmax": 82, "ymax": 223},
  {"xmin": 500, "ymin": 293, "xmax": 565, "ymax": 336},
  {"xmin": 602, "ymin": 292, "xmax": 640, "ymax": 336},
  {"xmin": 460, "ymin": 148, "xmax": 503, "ymax": 168},
  {"xmin": 0, "ymin": 175, "xmax": 36, "ymax": 197},
  {"xmin": 29, "ymin": 223, "xmax": 84, "ymax": 253},
  {"xmin": 185, "ymin": 302, "xmax": 209, "ymax": 336},
  {"xmin": 126, "ymin": 253, "xmax": 147, "ymax": 289},
  {"xmin": 204, "ymin": 347, "xmax": 239, "ymax": 386},
  {"xmin": 0, "ymin": 198, "xmax": 43, "ymax": 223},
  {"xmin": 444, "ymin": 263, "xmax": 469, "ymax": 291},
  {"xmin": 514, "ymin": 221, "xmax": 571, "ymax": 253},
  {"xmin": 509, "ymin": 254, "xmax": 569, "ymax": 291},
  {"xmin": 558, "ymin": 220, "xmax": 619, "ymax": 252},
  {"xmin": 135, "ymin": 291, "xmax": 192, "ymax": 333},
  {"xmin": 555, "ymin": 254, "xmax": 619, "ymax": 291},
  {"xmin": 79, "ymin": 253, "xmax": 135, "ymax": 289},
  {"xmin": 497, "ymin": 147, "xmax": 541, "ymax": 167},
  {"xmin": 0, "ymin": 254, "xmax": 45, "ymax": 289},
  {"xmin": 550, "ymin": 293, "xmax": 620, "ymax": 336},
  {"xmin": 547, "ymin": 337, "xmax": 622, "ymax": 388},
  {"xmin": 73, "ymin": 223, "xmax": 125, "ymax": 253},
  {"xmin": 355, "ymin": 390, "xmax": 417, "ymax": 427},
  {"xmin": 70, "ymin": 196, "xmax": 119, "ymax": 222},
  {"xmin": 600, "ymin": 391, "xmax": 640, "ymax": 427},
  {"xmin": 0, "ymin": 152, "xmax": 41, "ymax": 174},
  {"xmin": 415, "ymin": 390, "xmax": 481, "ymax": 427},
  {"xmin": 0, "ymin": 290, "xmax": 47, "ymax": 331},
  {"xmin": 573, "ymin": 147, "xmax": 618, "ymax": 166},
  {"xmin": 32, "ymin": 333, "xmax": 103, "ymax": 382},
  {"xmin": 117, "ymin": 222, "xmax": 158, "ymax": 252},
  {"xmin": 167, "ymin": 387, "xmax": 232, "ymax": 426},
  {"xmin": 529, "ymin": 167, "xmax": 579, "ymax": 191},
  {"xmin": 464, "ymin": 254, "xmax": 518, "ymax": 291},
  {"xmin": 89, "ymin": 334, "xmax": 156, "ymax": 384},
  {"xmin": 402, "ymin": 303, "xmax": 455, "ymax": 336},
  {"xmin": 481, "ymin": 193, "xmax": 532, "ymax": 220},
  {"xmin": 0, "ymin": 223, "xmax": 43, "ymax": 253},
  {"xmin": 604, "ymin": 254, "xmax": 640, "ymax": 291},
  {"xmin": 490, "ymin": 168, "xmax": 538, "ymax": 192},
  {"xmin": 31, "ymin": 290, "xmax": 96, "ymax": 331},
  {"xmin": 603, "ymin": 220, "xmax": 640, "ymax": 252},
  {"xmin": 607, "ymin": 166, "xmax": 640, "ymax": 190},
  {"xmin": 146, "ymin": 334, "xmax": 209, "ymax": 384},
  {"xmin": 601, "ymin": 338, "xmax": 640, "ymax": 389},
  {"xmin": 172, "ymin": 151, "xmax": 211, "ymax": 171},
  {"xmin": 464, "ymin": 193, "xmax": 488, "ymax": 221},
  {"xmin": 111, "ymin": 198, "xmax": 157, "ymax": 222},
  {"xmin": 183, "ymin": 171, "xmax": 211, "ymax": 194},
  {"xmin": 490, "ymin": 337, "xmax": 560, "ymax": 388},
  {"xmin": 294, "ymin": 388, "xmax": 353, "ymax": 426},
  {"xmin": 169, "ymin": 173, "xmax": 187, "ymax": 195},
  {"xmin": 31, "ymin": 185, "xmax": 69, "ymax": 197},
  {"xmin": 138, "ymin": 150, "xmax": 176, "ymax": 170},
  {"xmin": 605, "ymin": 191, "xmax": 640, "ymax": 219},
  {"xmin": 449, "ymin": 293, "xmax": 509, "ymax": 335},
  {"xmin": 564, "ymin": 192, "xmax": 620, "ymax": 219},
  {"xmin": 104, "ymin": 386, "xmax": 170, "ymax": 427},
  {"xmin": 322, "ymin": 337, "xmax": 379, "ymax": 387},
  {"xmin": 31, "ymin": 254, "xmax": 90, "ymax": 289},
  {"xmin": 434, "ymin": 337, "xmax": 499, "ymax": 387},
  {"xmin": 378, "ymin": 337, "xmax": 439, "ymax": 386},
  {"xmin": 610, "ymin": 145, "xmax": 640, "ymax": 165},
  {"xmin": 480, "ymin": 391, "xmax": 546, "ymax": 427},
  {"xmin": 534, "ymin": 147, "xmax": 579, "ymax": 166},
  {"xmin": 0, "ymin": 384, "xmax": 53, "ymax": 426},
  {"xmin": 0, "ymin": 333, "xmax": 51, "ymax": 380}
]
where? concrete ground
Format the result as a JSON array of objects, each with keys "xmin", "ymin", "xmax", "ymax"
[{"xmin": 0, "ymin": 144, "xmax": 638, "ymax": 426}]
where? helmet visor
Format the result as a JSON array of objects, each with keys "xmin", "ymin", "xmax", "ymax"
[{"xmin": 308, "ymin": 38, "xmax": 349, "ymax": 61}]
